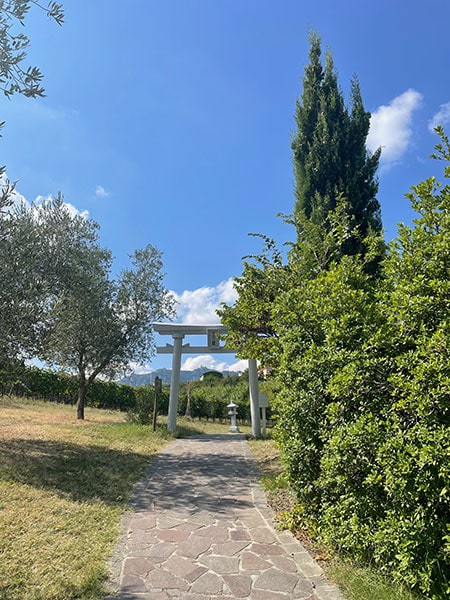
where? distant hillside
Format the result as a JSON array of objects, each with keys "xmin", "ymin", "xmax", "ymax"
[{"xmin": 119, "ymin": 367, "xmax": 239, "ymax": 387}]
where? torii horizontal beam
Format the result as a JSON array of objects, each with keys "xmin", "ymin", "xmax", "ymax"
[{"xmin": 157, "ymin": 344, "xmax": 234, "ymax": 354}]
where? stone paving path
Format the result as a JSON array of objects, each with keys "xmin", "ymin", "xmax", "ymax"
[{"xmin": 106, "ymin": 433, "xmax": 344, "ymax": 600}]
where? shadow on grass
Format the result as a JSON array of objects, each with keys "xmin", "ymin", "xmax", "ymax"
[{"xmin": 0, "ymin": 438, "xmax": 152, "ymax": 506}]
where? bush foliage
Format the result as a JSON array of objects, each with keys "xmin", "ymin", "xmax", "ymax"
[
  {"xmin": 0, "ymin": 364, "xmax": 137, "ymax": 411},
  {"xmin": 271, "ymin": 131, "xmax": 450, "ymax": 598}
]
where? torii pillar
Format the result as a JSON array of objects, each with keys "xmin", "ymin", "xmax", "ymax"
[
  {"xmin": 152, "ymin": 322, "xmax": 261, "ymax": 436},
  {"xmin": 167, "ymin": 332, "xmax": 184, "ymax": 431},
  {"xmin": 248, "ymin": 357, "xmax": 261, "ymax": 436}
]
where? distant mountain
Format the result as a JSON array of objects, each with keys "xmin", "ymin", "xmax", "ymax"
[{"xmin": 119, "ymin": 367, "xmax": 239, "ymax": 387}]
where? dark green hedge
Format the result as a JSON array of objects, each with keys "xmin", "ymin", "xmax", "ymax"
[{"xmin": 0, "ymin": 365, "xmax": 137, "ymax": 411}]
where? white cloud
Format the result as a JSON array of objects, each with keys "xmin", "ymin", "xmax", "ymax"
[
  {"xmin": 162, "ymin": 279, "xmax": 241, "ymax": 372},
  {"xmin": 33, "ymin": 194, "xmax": 89, "ymax": 219},
  {"xmin": 428, "ymin": 102, "xmax": 450, "ymax": 132},
  {"xmin": 61, "ymin": 201, "xmax": 90, "ymax": 219},
  {"xmin": 95, "ymin": 185, "xmax": 110, "ymax": 199},
  {"xmin": 0, "ymin": 177, "xmax": 90, "ymax": 220},
  {"xmin": 181, "ymin": 355, "xmax": 247, "ymax": 373},
  {"xmin": 367, "ymin": 89, "xmax": 423, "ymax": 165},
  {"xmin": 228, "ymin": 359, "xmax": 248, "ymax": 372},
  {"xmin": 172, "ymin": 278, "xmax": 237, "ymax": 324}
]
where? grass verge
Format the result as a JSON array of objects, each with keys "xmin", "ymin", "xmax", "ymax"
[
  {"xmin": 0, "ymin": 396, "xmax": 175, "ymax": 600},
  {"xmin": 247, "ymin": 436, "xmax": 421, "ymax": 600}
]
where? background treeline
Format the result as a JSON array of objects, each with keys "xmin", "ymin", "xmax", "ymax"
[
  {"xmin": 178, "ymin": 372, "xmax": 272, "ymax": 423},
  {"xmin": 0, "ymin": 364, "xmax": 261, "ymax": 423},
  {"xmin": 1, "ymin": 364, "xmax": 139, "ymax": 411}
]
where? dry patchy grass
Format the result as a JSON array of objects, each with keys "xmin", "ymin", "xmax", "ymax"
[{"xmin": 0, "ymin": 396, "xmax": 170, "ymax": 600}]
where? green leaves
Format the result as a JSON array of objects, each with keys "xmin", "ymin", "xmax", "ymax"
[
  {"xmin": 218, "ymin": 234, "xmax": 286, "ymax": 366},
  {"xmin": 0, "ymin": 1, "xmax": 64, "ymax": 98},
  {"xmin": 292, "ymin": 33, "xmax": 381, "ymax": 260},
  {"xmin": 273, "ymin": 129, "xmax": 450, "ymax": 597}
]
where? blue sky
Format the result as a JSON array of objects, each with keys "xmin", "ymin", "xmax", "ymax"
[{"xmin": 3, "ymin": 0, "xmax": 450, "ymax": 373}]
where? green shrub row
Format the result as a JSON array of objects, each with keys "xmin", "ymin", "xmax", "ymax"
[
  {"xmin": 178, "ymin": 374, "xmax": 270, "ymax": 423},
  {"xmin": 0, "ymin": 365, "xmax": 146, "ymax": 413}
]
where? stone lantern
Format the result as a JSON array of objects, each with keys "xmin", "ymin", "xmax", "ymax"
[{"xmin": 227, "ymin": 401, "xmax": 240, "ymax": 433}]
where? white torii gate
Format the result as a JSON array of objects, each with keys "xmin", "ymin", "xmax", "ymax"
[{"xmin": 152, "ymin": 322, "xmax": 261, "ymax": 436}]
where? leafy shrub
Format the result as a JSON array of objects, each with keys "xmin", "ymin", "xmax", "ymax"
[
  {"xmin": 126, "ymin": 386, "xmax": 169, "ymax": 424},
  {"xmin": 273, "ymin": 131, "xmax": 450, "ymax": 598}
]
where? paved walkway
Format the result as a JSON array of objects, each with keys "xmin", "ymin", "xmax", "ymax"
[{"xmin": 106, "ymin": 433, "xmax": 344, "ymax": 600}]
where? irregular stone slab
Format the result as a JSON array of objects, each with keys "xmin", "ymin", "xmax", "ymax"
[
  {"xmin": 188, "ymin": 511, "xmax": 217, "ymax": 526},
  {"xmin": 120, "ymin": 573, "xmax": 147, "ymax": 593},
  {"xmin": 254, "ymin": 567, "xmax": 301, "ymax": 593},
  {"xmin": 145, "ymin": 568, "xmax": 189, "ymax": 591},
  {"xmin": 251, "ymin": 526, "xmax": 279, "ymax": 544},
  {"xmin": 127, "ymin": 528, "xmax": 159, "ymax": 545},
  {"xmin": 127, "ymin": 515, "xmax": 157, "ymax": 530},
  {"xmin": 251, "ymin": 590, "xmax": 291, "ymax": 600},
  {"xmin": 270, "ymin": 554, "xmax": 299, "ymax": 573},
  {"xmin": 146, "ymin": 541, "xmax": 176, "ymax": 560},
  {"xmin": 210, "ymin": 539, "xmax": 251, "ymax": 556},
  {"xmin": 223, "ymin": 574, "xmax": 253, "ymax": 597},
  {"xmin": 176, "ymin": 534, "xmax": 212, "ymax": 558},
  {"xmin": 229, "ymin": 527, "xmax": 251, "ymax": 541},
  {"xmin": 189, "ymin": 572, "xmax": 223, "ymax": 595},
  {"xmin": 195, "ymin": 524, "xmax": 229, "ymax": 542},
  {"xmin": 241, "ymin": 550, "xmax": 273, "ymax": 571},
  {"xmin": 155, "ymin": 528, "xmax": 190, "ymax": 542},
  {"xmin": 250, "ymin": 542, "xmax": 285, "ymax": 556},
  {"xmin": 122, "ymin": 556, "xmax": 154, "ymax": 577},
  {"xmin": 198, "ymin": 554, "xmax": 239, "ymax": 574},
  {"xmin": 173, "ymin": 521, "xmax": 203, "ymax": 533},
  {"xmin": 163, "ymin": 555, "xmax": 206, "ymax": 581},
  {"xmin": 157, "ymin": 516, "xmax": 183, "ymax": 529}
]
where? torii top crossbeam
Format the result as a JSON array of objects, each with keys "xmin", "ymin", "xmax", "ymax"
[
  {"xmin": 153, "ymin": 322, "xmax": 230, "ymax": 354},
  {"xmin": 153, "ymin": 323, "xmax": 228, "ymax": 336}
]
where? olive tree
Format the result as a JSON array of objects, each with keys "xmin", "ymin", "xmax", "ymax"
[
  {"xmin": 0, "ymin": 0, "xmax": 64, "ymax": 364},
  {"xmin": 34, "ymin": 197, "xmax": 175, "ymax": 419},
  {"xmin": 0, "ymin": 0, "xmax": 63, "ymax": 99},
  {"xmin": 0, "ymin": 194, "xmax": 49, "ymax": 365}
]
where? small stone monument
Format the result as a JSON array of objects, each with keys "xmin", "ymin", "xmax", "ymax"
[{"xmin": 227, "ymin": 401, "xmax": 240, "ymax": 433}]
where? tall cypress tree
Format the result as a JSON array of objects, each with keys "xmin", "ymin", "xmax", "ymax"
[{"xmin": 292, "ymin": 33, "xmax": 382, "ymax": 257}]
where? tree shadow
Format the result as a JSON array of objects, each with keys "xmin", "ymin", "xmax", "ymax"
[
  {"xmin": 129, "ymin": 434, "xmax": 258, "ymax": 514},
  {"xmin": 1, "ymin": 433, "xmax": 259, "ymax": 514},
  {"xmin": 0, "ymin": 437, "xmax": 152, "ymax": 506}
]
